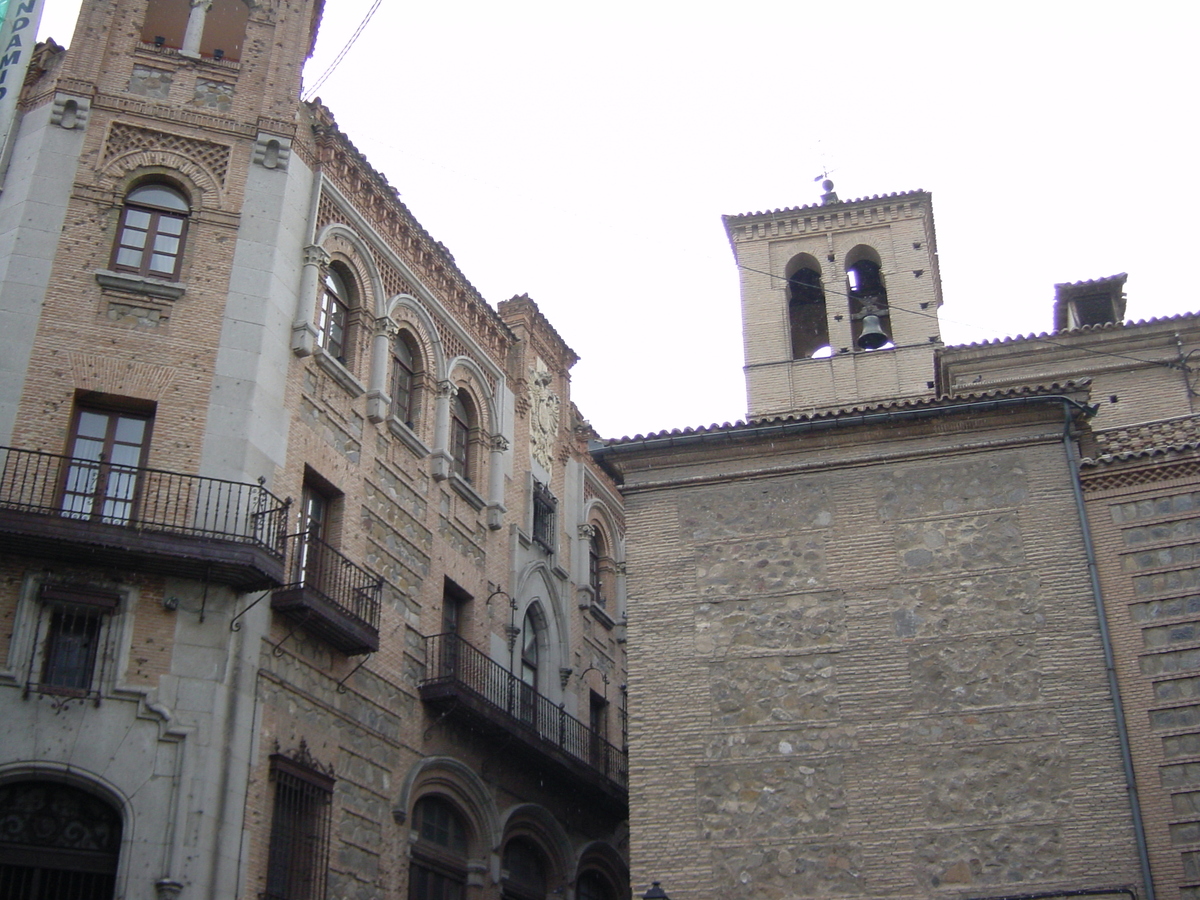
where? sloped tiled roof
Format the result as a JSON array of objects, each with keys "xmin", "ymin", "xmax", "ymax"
[
  {"xmin": 598, "ymin": 381, "xmax": 1091, "ymax": 446},
  {"xmin": 1083, "ymin": 415, "xmax": 1200, "ymax": 466},
  {"xmin": 946, "ymin": 310, "xmax": 1200, "ymax": 352}
]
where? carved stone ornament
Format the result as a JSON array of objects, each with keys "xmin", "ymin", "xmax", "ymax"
[
  {"xmin": 578, "ymin": 523, "xmax": 597, "ymax": 539},
  {"xmin": 529, "ymin": 358, "xmax": 560, "ymax": 473},
  {"xmin": 253, "ymin": 133, "xmax": 293, "ymax": 171},
  {"xmin": 303, "ymin": 244, "xmax": 331, "ymax": 269},
  {"xmin": 437, "ymin": 380, "xmax": 457, "ymax": 400},
  {"xmin": 375, "ymin": 316, "xmax": 400, "ymax": 339},
  {"xmin": 490, "ymin": 434, "xmax": 510, "ymax": 452},
  {"xmin": 51, "ymin": 94, "xmax": 90, "ymax": 129}
]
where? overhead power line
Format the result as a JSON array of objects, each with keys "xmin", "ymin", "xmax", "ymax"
[{"xmin": 303, "ymin": 0, "xmax": 381, "ymax": 101}]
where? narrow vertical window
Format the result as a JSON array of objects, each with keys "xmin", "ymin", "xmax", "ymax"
[
  {"xmin": 531, "ymin": 482, "xmax": 556, "ymax": 552},
  {"xmin": 112, "ymin": 184, "xmax": 189, "ymax": 279},
  {"xmin": 318, "ymin": 268, "xmax": 350, "ymax": 363},
  {"xmin": 787, "ymin": 261, "xmax": 830, "ymax": 359},
  {"xmin": 519, "ymin": 608, "xmax": 540, "ymax": 727},
  {"xmin": 266, "ymin": 750, "xmax": 334, "ymax": 900},
  {"xmin": 588, "ymin": 531, "xmax": 605, "ymax": 605},
  {"xmin": 450, "ymin": 393, "xmax": 472, "ymax": 482},
  {"xmin": 589, "ymin": 692, "xmax": 609, "ymax": 767},
  {"xmin": 392, "ymin": 333, "xmax": 419, "ymax": 426},
  {"xmin": 845, "ymin": 250, "xmax": 892, "ymax": 350}
]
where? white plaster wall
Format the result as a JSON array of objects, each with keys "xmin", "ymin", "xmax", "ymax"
[{"xmin": 0, "ymin": 102, "xmax": 86, "ymax": 444}]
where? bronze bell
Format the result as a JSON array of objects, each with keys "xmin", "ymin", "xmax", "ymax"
[{"xmin": 857, "ymin": 315, "xmax": 890, "ymax": 350}]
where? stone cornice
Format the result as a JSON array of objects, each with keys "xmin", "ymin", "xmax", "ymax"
[
  {"xmin": 724, "ymin": 194, "xmax": 932, "ymax": 244},
  {"xmin": 91, "ymin": 93, "xmax": 257, "ymax": 141},
  {"xmin": 308, "ymin": 103, "xmax": 515, "ymax": 362}
]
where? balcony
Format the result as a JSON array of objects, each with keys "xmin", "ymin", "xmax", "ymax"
[
  {"xmin": 271, "ymin": 532, "xmax": 381, "ymax": 655},
  {"xmin": 419, "ymin": 633, "xmax": 628, "ymax": 810},
  {"xmin": 0, "ymin": 445, "xmax": 288, "ymax": 589}
]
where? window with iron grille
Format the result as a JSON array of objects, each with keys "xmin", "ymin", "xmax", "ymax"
[
  {"xmin": 531, "ymin": 482, "xmax": 555, "ymax": 552},
  {"xmin": 264, "ymin": 750, "xmax": 334, "ymax": 900},
  {"xmin": 0, "ymin": 780, "xmax": 123, "ymax": 900},
  {"xmin": 25, "ymin": 585, "xmax": 120, "ymax": 703}
]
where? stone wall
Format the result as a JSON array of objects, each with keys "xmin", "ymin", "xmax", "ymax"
[{"xmin": 624, "ymin": 429, "xmax": 1142, "ymax": 900}]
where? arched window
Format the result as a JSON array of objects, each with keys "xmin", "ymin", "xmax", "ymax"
[
  {"xmin": 409, "ymin": 796, "xmax": 468, "ymax": 900},
  {"xmin": 518, "ymin": 607, "xmax": 544, "ymax": 726},
  {"xmin": 502, "ymin": 837, "xmax": 547, "ymax": 900},
  {"xmin": 577, "ymin": 871, "xmax": 615, "ymax": 900},
  {"xmin": 450, "ymin": 392, "xmax": 474, "ymax": 482},
  {"xmin": 0, "ymin": 780, "xmax": 122, "ymax": 898},
  {"xmin": 786, "ymin": 257, "xmax": 830, "ymax": 359},
  {"xmin": 845, "ymin": 248, "xmax": 891, "ymax": 350},
  {"xmin": 392, "ymin": 333, "xmax": 421, "ymax": 427},
  {"xmin": 589, "ymin": 531, "xmax": 604, "ymax": 603},
  {"xmin": 318, "ymin": 266, "xmax": 352, "ymax": 363},
  {"xmin": 112, "ymin": 183, "xmax": 189, "ymax": 279}
]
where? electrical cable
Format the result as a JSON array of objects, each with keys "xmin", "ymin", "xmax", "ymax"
[
  {"xmin": 302, "ymin": 0, "xmax": 381, "ymax": 101},
  {"xmin": 735, "ymin": 260, "xmax": 1190, "ymax": 373}
]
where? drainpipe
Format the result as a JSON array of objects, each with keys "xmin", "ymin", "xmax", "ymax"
[{"xmin": 1061, "ymin": 402, "xmax": 1155, "ymax": 900}]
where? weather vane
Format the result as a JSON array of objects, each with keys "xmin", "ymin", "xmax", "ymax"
[{"xmin": 813, "ymin": 170, "xmax": 840, "ymax": 206}]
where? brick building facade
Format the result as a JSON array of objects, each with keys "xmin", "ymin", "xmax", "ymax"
[
  {"xmin": 4, "ymin": 4, "xmax": 1200, "ymax": 900},
  {"xmin": 0, "ymin": 3, "xmax": 627, "ymax": 899}
]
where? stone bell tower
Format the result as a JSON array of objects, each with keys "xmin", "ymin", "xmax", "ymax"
[{"xmin": 723, "ymin": 185, "xmax": 944, "ymax": 420}]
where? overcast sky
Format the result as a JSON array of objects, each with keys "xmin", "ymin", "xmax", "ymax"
[{"xmin": 40, "ymin": 1, "xmax": 1200, "ymax": 439}]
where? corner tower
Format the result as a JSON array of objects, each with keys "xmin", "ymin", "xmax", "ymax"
[{"xmin": 723, "ymin": 188, "xmax": 943, "ymax": 418}]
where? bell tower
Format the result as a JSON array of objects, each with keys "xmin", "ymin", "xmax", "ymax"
[{"xmin": 723, "ymin": 186, "xmax": 944, "ymax": 419}]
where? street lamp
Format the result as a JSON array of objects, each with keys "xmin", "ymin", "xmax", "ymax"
[{"xmin": 642, "ymin": 883, "xmax": 670, "ymax": 900}]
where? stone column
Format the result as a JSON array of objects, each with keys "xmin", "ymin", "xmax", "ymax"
[
  {"xmin": 291, "ymin": 244, "xmax": 329, "ymax": 356},
  {"xmin": 366, "ymin": 317, "xmax": 397, "ymax": 423}
]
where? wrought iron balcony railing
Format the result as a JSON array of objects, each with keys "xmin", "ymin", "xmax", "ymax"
[
  {"xmin": 271, "ymin": 531, "xmax": 382, "ymax": 655},
  {"xmin": 420, "ymin": 633, "xmax": 628, "ymax": 792},
  {"xmin": 0, "ymin": 445, "xmax": 289, "ymax": 588}
]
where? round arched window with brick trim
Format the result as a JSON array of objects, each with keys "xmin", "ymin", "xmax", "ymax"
[{"xmin": 111, "ymin": 183, "xmax": 190, "ymax": 280}]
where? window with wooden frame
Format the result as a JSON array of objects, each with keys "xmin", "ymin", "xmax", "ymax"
[
  {"xmin": 265, "ymin": 749, "xmax": 334, "ymax": 900},
  {"xmin": 392, "ymin": 332, "xmax": 421, "ymax": 427},
  {"xmin": 111, "ymin": 183, "xmax": 189, "ymax": 280},
  {"xmin": 317, "ymin": 266, "xmax": 353, "ymax": 364},
  {"xmin": 588, "ymin": 530, "xmax": 605, "ymax": 605},
  {"xmin": 449, "ymin": 392, "xmax": 473, "ymax": 482},
  {"xmin": 409, "ymin": 796, "xmax": 468, "ymax": 900},
  {"xmin": 61, "ymin": 403, "xmax": 154, "ymax": 526},
  {"xmin": 531, "ymin": 482, "xmax": 556, "ymax": 552},
  {"xmin": 25, "ymin": 584, "xmax": 121, "ymax": 703}
]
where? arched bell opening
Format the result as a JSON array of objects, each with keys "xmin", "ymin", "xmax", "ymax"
[
  {"xmin": 845, "ymin": 246, "xmax": 892, "ymax": 351},
  {"xmin": 785, "ymin": 254, "xmax": 831, "ymax": 359}
]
